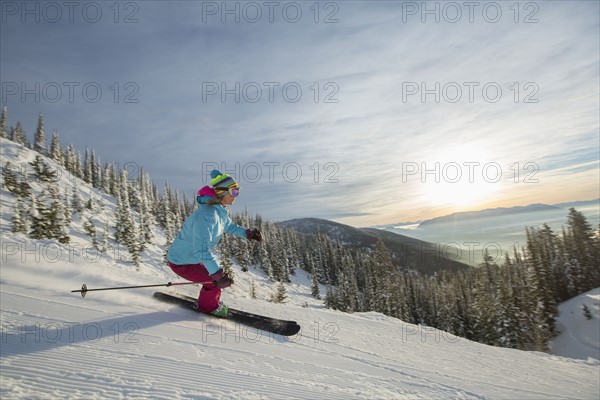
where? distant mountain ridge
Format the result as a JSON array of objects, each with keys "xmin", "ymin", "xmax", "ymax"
[
  {"xmin": 279, "ymin": 218, "xmax": 471, "ymax": 275},
  {"xmin": 419, "ymin": 203, "xmax": 559, "ymax": 227},
  {"xmin": 383, "ymin": 199, "xmax": 599, "ymax": 228}
]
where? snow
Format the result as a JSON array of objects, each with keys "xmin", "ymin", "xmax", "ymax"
[
  {"xmin": 1, "ymin": 140, "xmax": 600, "ymax": 399},
  {"xmin": 551, "ymin": 288, "xmax": 600, "ymax": 362},
  {"xmin": 2, "ymin": 259, "xmax": 599, "ymax": 400}
]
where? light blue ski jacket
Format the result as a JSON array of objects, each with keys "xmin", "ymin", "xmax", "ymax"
[{"xmin": 166, "ymin": 204, "xmax": 247, "ymax": 274}]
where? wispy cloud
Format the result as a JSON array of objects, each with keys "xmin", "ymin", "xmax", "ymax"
[{"xmin": 2, "ymin": 1, "xmax": 598, "ymax": 225}]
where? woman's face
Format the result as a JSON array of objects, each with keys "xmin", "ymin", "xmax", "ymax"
[
  {"xmin": 219, "ymin": 189, "xmax": 238, "ymax": 206},
  {"xmin": 220, "ymin": 193, "xmax": 234, "ymax": 205}
]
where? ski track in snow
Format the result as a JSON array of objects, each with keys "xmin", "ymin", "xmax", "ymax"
[{"xmin": 2, "ymin": 286, "xmax": 599, "ymax": 400}]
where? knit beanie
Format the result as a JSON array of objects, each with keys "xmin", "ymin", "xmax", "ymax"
[{"xmin": 210, "ymin": 169, "xmax": 239, "ymax": 196}]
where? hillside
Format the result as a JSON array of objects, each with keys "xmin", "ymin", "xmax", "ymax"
[
  {"xmin": 279, "ymin": 218, "xmax": 470, "ymax": 275},
  {"xmin": 551, "ymin": 288, "xmax": 600, "ymax": 361}
]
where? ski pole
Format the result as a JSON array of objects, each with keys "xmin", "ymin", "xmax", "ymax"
[{"xmin": 71, "ymin": 282, "xmax": 198, "ymax": 298}]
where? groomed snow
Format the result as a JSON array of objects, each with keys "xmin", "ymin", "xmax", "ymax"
[{"xmin": 1, "ymin": 244, "xmax": 599, "ymax": 399}]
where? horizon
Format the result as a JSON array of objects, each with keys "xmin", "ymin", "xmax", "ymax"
[{"xmin": 2, "ymin": 1, "xmax": 598, "ymax": 226}]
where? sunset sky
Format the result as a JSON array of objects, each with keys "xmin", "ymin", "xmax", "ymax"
[{"xmin": 2, "ymin": 1, "xmax": 598, "ymax": 226}]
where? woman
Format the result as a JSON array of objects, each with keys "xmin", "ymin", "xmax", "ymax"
[{"xmin": 166, "ymin": 169, "xmax": 262, "ymax": 317}]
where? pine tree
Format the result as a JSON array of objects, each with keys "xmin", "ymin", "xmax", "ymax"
[
  {"xmin": 12, "ymin": 122, "xmax": 26, "ymax": 146},
  {"xmin": 11, "ymin": 196, "xmax": 27, "ymax": 234},
  {"xmin": 29, "ymin": 155, "xmax": 58, "ymax": 183},
  {"xmin": 2, "ymin": 162, "xmax": 19, "ymax": 193},
  {"xmin": 114, "ymin": 169, "xmax": 142, "ymax": 270},
  {"xmin": 259, "ymin": 241, "xmax": 274, "ymax": 281},
  {"xmin": 49, "ymin": 130, "xmax": 63, "ymax": 165},
  {"xmin": 220, "ymin": 235, "xmax": 234, "ymax": 277},
  {"xmin": 271, "ymin": 282, "xmax": 287, "ymax": 303},
  {"xmin": 101, "ymin": 220, "xmax": 110, "ymax": 253},
  {"xmin": 33, "ymin": 113, "xmax": 46, "ymax": 155},
  {"xmin": 0, "ymin": 105, "xmax": 7, "ymax": 139},
  {"xmin": 565, "ymin": 208, "xmax": 600, "ymax": 293},
  {"xmin": 525, "ymin": 226, "xmax": 558, "ymax": 350},
  {"xmin": 102, "ymin": 162, "xmax": 116, "ymax": 195},
  {"xmin": 137, "ymin": 173, "xmax": 154, "ymax": 245},
  {"xmin": 250, "ymin": 279, "xmax": 258, "ymax": 299},
  {"xmin": 310, "ymin": 258, "xmax": 321, "ymax": 299},
  {"xmin": 71, "ymin": 186, "xmax": 83, "ymax": 214},
  {"xmin": 46, "ymin": 183, "xmax": 70, "ymax": 244},
  {"xmin": 372, "ymin": 238, "xmax": 395, "ymax": 314},
  {"xmin": 84, "ymin": 216, "xmax": 99, "ymax": 249},
  {"xmin": 29, "ymin": 191, "xmax": 49, "ymax": 240},
  {"xmin": 83, "ymin": 148, "xmax": 93, "ymax": 184}
]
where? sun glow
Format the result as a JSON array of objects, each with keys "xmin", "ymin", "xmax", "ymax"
[{"xmin": 416, "ymin": 143, "xmax": 500, "ymax": 209}]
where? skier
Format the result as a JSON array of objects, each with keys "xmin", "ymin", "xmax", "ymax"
[{"xmin": 166, "ymin": 169, "xmax": 262, "ymax": 317}]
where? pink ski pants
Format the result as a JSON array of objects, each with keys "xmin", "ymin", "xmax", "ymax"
[{"xmin": 167, "ymin": 261, "xmax": 221, "ymax": 313}]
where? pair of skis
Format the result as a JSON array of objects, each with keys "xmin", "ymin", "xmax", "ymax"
[{"xmin": 153, "ymin": 292, "xmax": 301, "ymax": 337}]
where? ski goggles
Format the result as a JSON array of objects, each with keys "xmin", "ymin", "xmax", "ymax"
[{"xmin": 215, "ymin": 186, "xmax": 240, "ymax": 197}]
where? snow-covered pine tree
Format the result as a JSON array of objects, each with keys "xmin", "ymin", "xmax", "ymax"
[
  {"xmin": 83, "ymin": 216, "xmax": 101, "ymax": 250},
  {"xmin": 524, "ymin": 226, "xmax": 557, "ymax": 351},
  {"xmin": 219, "ymin": 234, "xmax": 234, "ymax": 278},
  {"xmin": 62, "ymin": 187, "xmax": 72, "ymax": 226},
  {"xmin": 565, "ymin": 208, "xmax": 600, "ymax": 292},
  {"xmin": 259, "ymin": 240, "xmax": 274, "ymax": 281},
  {"xmin": 271, "ymin": 282, "xmax": 287, "ymax": 303},
  {"xmin": 71, "ymin": 186, "xmax": 83, "ymax": 214},
  {"xmin": 114, "ymin": 169, "xmax": 142, "ymax": 270},
  {"xmin": 91, "ymin": 149, "xmax": 101, "ymax": 188},
  {"xmin": 102, "ymin": 162, "xmax": 116, "ymax": 195},
  {"xmin": 83, "ymin": 148, "xmax": 93, "ymax": 184},
  {"xmin": 310, "ymin": 257, "xmax": 321, "ymax": 299},
  {"xmin": 372, "ymin": 238, "xmax": 395, "ymax": 314},
  {"xmin": 0, "ymin": 106, "xmax": 7, "ymax": 138},
  {"xmin": 12, "ymin": 122, "xmax": 26, "ymax": 146},
  {"xmin": 46, "ymin": 182, "xmax": 70, "ymax": 244},
  {"xmin": 101, "ymin": 220, "xmax": 109, "ymax": 253},
  {"xmin": 2, "ymin": 162, "xmax": 19, "ymax": 194},
  {"xmin": 33, "ymin": 113, "xmax": 46, "ymax": 155},
  {"xmin": 29, "ymin": 155, "xmax": 58, "ymax": 183},
  {"xmin": 29, "ymin": 191, "xmax": 49, "ymax": 240},
  {"xmin": 11, "ymin": 195, "xmax": 27, "ymax": 234},
  {"xmin": 49, "ymin": 130, "xmax": 63, "ymax": 165}
]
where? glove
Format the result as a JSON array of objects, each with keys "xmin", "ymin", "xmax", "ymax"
[
  {"xmin": 246, "ymin": 228, "xmax": 263, "ymax": 242},
  {"xmin": 210, "ymin": 269, "xmax": 234, "ymax": 288}
]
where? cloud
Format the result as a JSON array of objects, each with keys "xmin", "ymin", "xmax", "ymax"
[{"xmin": 1, "ymin": 1, "xmax": 598, "ymax": 226}]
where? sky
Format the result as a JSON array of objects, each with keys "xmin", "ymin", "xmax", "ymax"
[{"xmin": 1, "ymin": 0, "xmax": 598, "ymax": 226}]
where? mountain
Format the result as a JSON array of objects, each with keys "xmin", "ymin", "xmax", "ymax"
[
  {"xmin": 418, "ymin": 203, "xmax": 560, "ymax": 227},
  {"xmin": 279, "ymin": 218, "xmax": 471, "ymax": 274},
  {"xmin": 552, "ymin": 198, "xmax": 600, "ymax": 209},
  {"xmin": 369, "ymin": 200, "xmax": 600, "ymax": 266}
]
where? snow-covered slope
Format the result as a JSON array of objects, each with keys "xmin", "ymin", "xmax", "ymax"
[
  {"xmin": 2, "ymin": 252, "xmax": 600, "ymax": 399},
  {"xmin": 1, "ymin": 140, "xmax": 599, "ymax": 399},
  {"xmin": 551, "ymin": 288, "xmax": 600, "ymax": 362}
]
